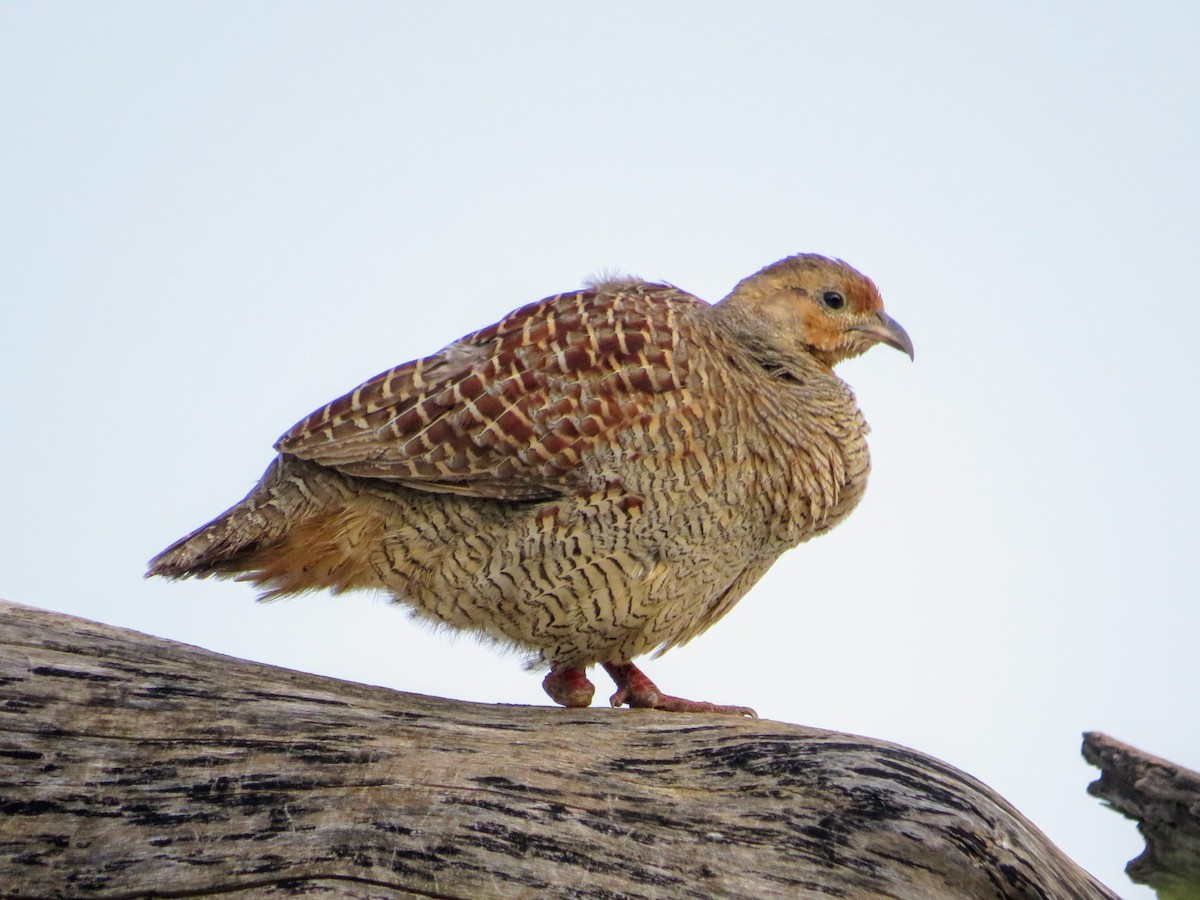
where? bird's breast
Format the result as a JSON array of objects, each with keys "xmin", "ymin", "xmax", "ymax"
[{"xmin": 735, "ymin": 377, "xmax": 872, "ymax": 547}]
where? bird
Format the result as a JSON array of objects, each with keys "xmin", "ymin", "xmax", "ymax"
[{"xmin": 147, "ymin": 253, "xmax": 912, "ymax": 716}]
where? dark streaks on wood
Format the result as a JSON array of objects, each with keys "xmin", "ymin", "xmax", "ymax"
[
  {"xmin": 1084, "ymin": 731, "xmax": 1200, "ymax": 899},
  {"xmin": 0, "ymin": 600, "xmax": 1115, "ymax": 899}
]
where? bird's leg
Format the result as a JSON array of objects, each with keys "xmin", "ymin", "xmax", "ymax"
[
  {"xmin": 542, "ymin": 666, "xmax": 595, "ymax": 708},
  {"xmin": 602, "ymin": 662, "xmax": 757, "ymax": 718}
]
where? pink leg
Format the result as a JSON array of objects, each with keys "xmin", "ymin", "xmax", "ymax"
[
  {"xmin": 602, "ymin": 662, "xmax": 757, "ymax": 718},
  {"xmin": 542, "ymin": 666, "xmax": 595, "ymax": 708}
]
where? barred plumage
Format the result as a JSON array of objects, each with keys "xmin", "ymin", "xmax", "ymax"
[
  {"xmin": 276, "ymin": 286, "xmax": 695, "ymax": 500},
  {"xmin": 149, "ymin": 254, "xmax": 912, "ymax": 715}
]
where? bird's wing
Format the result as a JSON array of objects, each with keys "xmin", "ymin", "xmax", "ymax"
[{"xmin": 275, "ymin": 286, "xmax": 701, "ymax": 500}]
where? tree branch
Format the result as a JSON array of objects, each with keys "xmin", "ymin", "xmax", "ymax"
[
  {"xmin": 1084, "ymin": 731, "xmax": 1200, "ymax": 900},
  {"xmin": 1, "ymin": 599, "xmax": 1114, "ymax": 899}
]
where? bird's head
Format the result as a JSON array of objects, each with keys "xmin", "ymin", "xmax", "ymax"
[{"xmin": 717, "ymin": 254, "xmax": 913, "ymax": 369}]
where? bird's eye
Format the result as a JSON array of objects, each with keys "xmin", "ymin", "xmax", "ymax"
[{"xmin": 822, "ymin": 291, "xmax": 845, "ymax": 310}]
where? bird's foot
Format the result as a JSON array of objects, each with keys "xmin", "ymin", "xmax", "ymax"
[
  {"xmin": 602, "ymin": 662, "xmax": 756, "ymax": 718},
  {"xmin": 542, "ymin": 666, "xmax": 595, "ymax": 708}
]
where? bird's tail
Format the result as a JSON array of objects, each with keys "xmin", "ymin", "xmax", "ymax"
[
  {"xmin": 146, "ymin": 457, "xmax": 293, "ymax": 580},
  {"xmin": 146, "ymin": 456, "xmax": 385, "ymax": 599}
]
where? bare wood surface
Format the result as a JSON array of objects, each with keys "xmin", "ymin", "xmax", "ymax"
[
  {"xmin": 1, "ymin": 599, "xmax": 1114, "ymax": 899},
  {"xmin": 1084, "ymin": 731, "xmax": 1200, "ymax": 900}
]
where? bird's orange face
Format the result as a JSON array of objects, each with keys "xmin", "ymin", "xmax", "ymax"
[{"xmin": 725, "ymin": 255, "xmax": 913, "ymax": 368}]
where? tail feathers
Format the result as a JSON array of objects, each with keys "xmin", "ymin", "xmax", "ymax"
[
  {"xmin": 146, "ymin": 456, "xmax": 299, "ymax": 583},
  {"xmin": 147, "ymin": 456, "xmax": 389, "ymax": 600},
  {"xmin": 146, "ymin": 501, "xmax": 271, "ymax": 580}
]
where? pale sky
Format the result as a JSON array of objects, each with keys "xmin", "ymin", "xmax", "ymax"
[{"xmin": 3, "ymin": 4, "xmax": 1198, "ymax": 896}]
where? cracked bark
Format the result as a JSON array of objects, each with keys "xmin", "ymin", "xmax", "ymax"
[
  {"xmin": 1, "ymin": 599, "xmax": 1116, "ymax": 899},
  {"xmin": 1084, "ymin": 732, "xmax": 1200, "ymax": 900}
]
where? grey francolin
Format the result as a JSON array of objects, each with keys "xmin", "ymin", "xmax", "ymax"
[{"xmin": 148, "ymin": 254, "xmax": 912, "ymax": 716}]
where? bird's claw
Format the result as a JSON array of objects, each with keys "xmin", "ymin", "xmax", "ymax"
[
  {"xmin": 542, "ymin": 667, "xmax": 595, "ymax": 708},
  {"xmin": 610, "ymin": 688, "xmax": 756, "ymax": 718},
  {"xmin": 603, "ymin": 662, "xmax": 756, "ymax": 717}
]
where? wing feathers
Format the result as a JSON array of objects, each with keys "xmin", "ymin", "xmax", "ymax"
[{"xmin": 275, "ymin": 285, "xmax": 700, "ymax": 500}]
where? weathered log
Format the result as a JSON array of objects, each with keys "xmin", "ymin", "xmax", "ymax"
[
  {"xmin": 0, "ymin": 599, "xmax": 1114, "ymax": 899},
  {"xmin": 1084, "ymin": 731, "xmax": 1200, "ymax": 900}
]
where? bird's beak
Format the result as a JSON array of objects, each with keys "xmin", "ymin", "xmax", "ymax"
[{"xmin": 853, "ymin": 311, "xmax": 914, "ymax": 360}]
